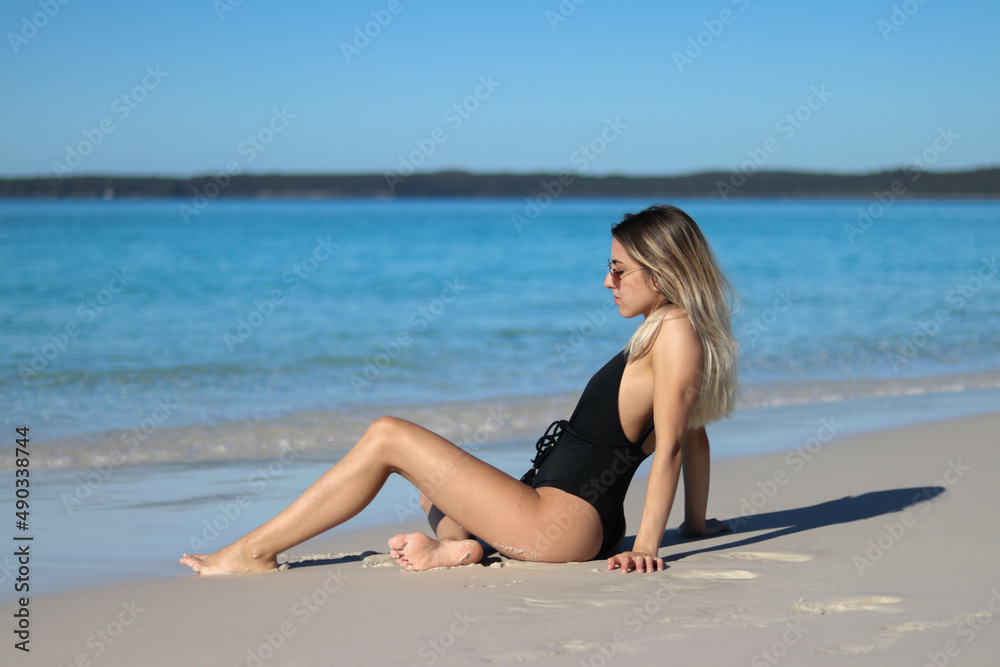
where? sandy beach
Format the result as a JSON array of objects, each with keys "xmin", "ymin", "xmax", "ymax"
[{"xmin": 5, "ymin": 410, "xmax": 998, "ymax": 666}]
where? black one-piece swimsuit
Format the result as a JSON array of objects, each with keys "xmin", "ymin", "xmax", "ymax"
[{"xmin": 530, "ymin": 351, "xmax": 654, "ymax": 559}]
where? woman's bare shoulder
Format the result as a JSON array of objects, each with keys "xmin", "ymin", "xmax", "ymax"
[
  {"xmin": 648, "ymin": 308, "xmax": 702, "ymax": 375},
  {"xmin": 654, "ymin": 308, "xmax": 700, "ymax": 347}
]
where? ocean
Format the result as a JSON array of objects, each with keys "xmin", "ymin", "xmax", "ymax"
[{"xmin": 1, "ymin": 197, "xmax": 999, "ymax": 595}]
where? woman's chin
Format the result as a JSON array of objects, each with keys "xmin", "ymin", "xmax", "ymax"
[{"xmin": 616, "ymin": 305, "xmax": 641, "ymax": 319}]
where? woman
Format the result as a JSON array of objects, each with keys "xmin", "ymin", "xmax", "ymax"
[{"xmin": 180, "ymin": 204, "xmax": 738, "ymax": 575}]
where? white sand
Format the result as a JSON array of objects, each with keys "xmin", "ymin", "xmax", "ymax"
[{"xmin": 7, "ymin": 412, "xmax": 1000, "ymax": 666}]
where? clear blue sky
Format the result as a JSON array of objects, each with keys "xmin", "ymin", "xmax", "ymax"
[{"xmin": 2, "ymin": 0, "xmax": 997, "ymax": 177}]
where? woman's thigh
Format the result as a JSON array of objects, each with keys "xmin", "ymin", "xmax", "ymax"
[{"xmin": 377, "ymin": 417, "xmax": 603, "ymax": 562}]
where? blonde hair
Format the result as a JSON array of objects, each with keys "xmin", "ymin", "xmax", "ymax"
[{"xmin": 612, "ymin": 205, "xmax": 739, "ymax": 428}]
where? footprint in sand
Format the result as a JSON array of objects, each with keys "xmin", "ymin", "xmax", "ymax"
[
  {"xmin": 819, "ymin": 610, "xmax": 993, "ymax": 656},
  {"xmin": 884, "ymin": 620, "xmax": 959, "ymax": 633},
  {"xmin": 669, "ymin": 569, "xmax": 757, "ymax": 580},
  {"xmin": 794, "ymin": 596, "xmax": 903, "ymax": 614},
  {"xmin": 521, "ymin": 597, "xmax": 572, "ymax": 608},
  {"xmin": 883, "ymin": 611, "xmax": 992, "ymax": 634},
  {"xmin": 487, "ymin": 640, "xmax": 629, "ymax": 664},
  {"xmin": 817, "ymin": 638, "xmax": 896, "ymax": 655},
  {"xmin": 715, "ymin": 551, "xmax": 813, "ymax": 563},
  {"xmin": 795, "ymin": 596, "xmax": 905, "ymax": 655}
]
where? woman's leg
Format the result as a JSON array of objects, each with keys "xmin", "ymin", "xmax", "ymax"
[
  {"xmin": 420, "ymin": 491, "xmax": 474, "ymax": 541},
  {"xmin": 180, "ymin": 416, "xmax": 602, "ymax": 574}
]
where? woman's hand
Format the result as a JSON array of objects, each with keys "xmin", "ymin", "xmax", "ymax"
[{"xmin": 606, "ymin": 551, "xmax": 664, "ymax": 573}]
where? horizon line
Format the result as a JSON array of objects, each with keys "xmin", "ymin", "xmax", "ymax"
[{"xmin": 2, "ymin": 165, "xmax": 1000, "ymax": 181}]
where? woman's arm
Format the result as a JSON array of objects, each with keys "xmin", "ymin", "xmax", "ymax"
[{"xmin": 607, "ymin": 315, "xmax": 703, "ymax": 573}]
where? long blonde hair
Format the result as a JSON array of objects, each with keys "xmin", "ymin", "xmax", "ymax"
[{"xmin": 612, "ymin": 205, "xmax": 739, "ymax": 428}]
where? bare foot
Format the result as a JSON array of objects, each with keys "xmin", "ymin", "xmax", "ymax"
[
  {"xmin": 388, "ymin": 533, "xmax": 483, "ymax": 571},
  {"xmin": 678, "ymin": 518, "xmax": 732, "ymax": 539},
  {"xmin": 179, "ymin": 542, "xmax": 278, "ymax": 575}
]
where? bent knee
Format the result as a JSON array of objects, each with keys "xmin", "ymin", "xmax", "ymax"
[
  {"xmin": 368, "ymin": 415, "xmax": 403, "ymax": 434},
  {"xmin": 363, "ymin": 416, "xmax": 426, "ymax": 462},
  {"xmin": 364, "ymin": 415, "xmax": 411, "ymax": 444}
]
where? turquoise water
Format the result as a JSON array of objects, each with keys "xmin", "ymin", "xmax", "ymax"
[{"xmin": 1, "ymin": 198, "xmax": 999, "ymax": 464}]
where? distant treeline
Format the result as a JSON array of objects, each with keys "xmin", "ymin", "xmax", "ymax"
[{"xmin": 1, "ymin": 168, "xmax": 998, "ymax": 200}]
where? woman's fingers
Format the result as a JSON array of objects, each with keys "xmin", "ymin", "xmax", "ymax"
[{"xmin": 606, "ymin": 552, "xmax": 665, "ymax": 573}]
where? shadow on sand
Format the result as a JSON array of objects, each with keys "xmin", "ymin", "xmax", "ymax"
[
  {"xmin": 281, "ymin": 550, "xmax": 381, "ymax": 570},
  {"xmin": 618, "ymin": 486, "xmax": 945, "ymax": 563}
]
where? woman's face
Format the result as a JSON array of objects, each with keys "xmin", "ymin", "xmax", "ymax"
[{"xmin": 605, "ymin": 238, "xmax": 660, "ymax": 319}]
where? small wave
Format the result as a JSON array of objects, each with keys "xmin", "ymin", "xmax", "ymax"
[
  {"xmin": 4, "ymin": 394, "xmax": 579, "ymax": 470},
  {"xmin": 738, "ymin": 370, "xmax": 1000, "ymax": 409}
]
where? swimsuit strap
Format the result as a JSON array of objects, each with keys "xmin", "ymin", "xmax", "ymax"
[{"xmin": 519, "ymin": 419, "xmax": 568, "ymax": 485}]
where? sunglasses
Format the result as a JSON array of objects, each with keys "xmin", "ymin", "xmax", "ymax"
[{"xmin": 607, "ymin": 260, "xmax": 644, "ymax": 286}]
